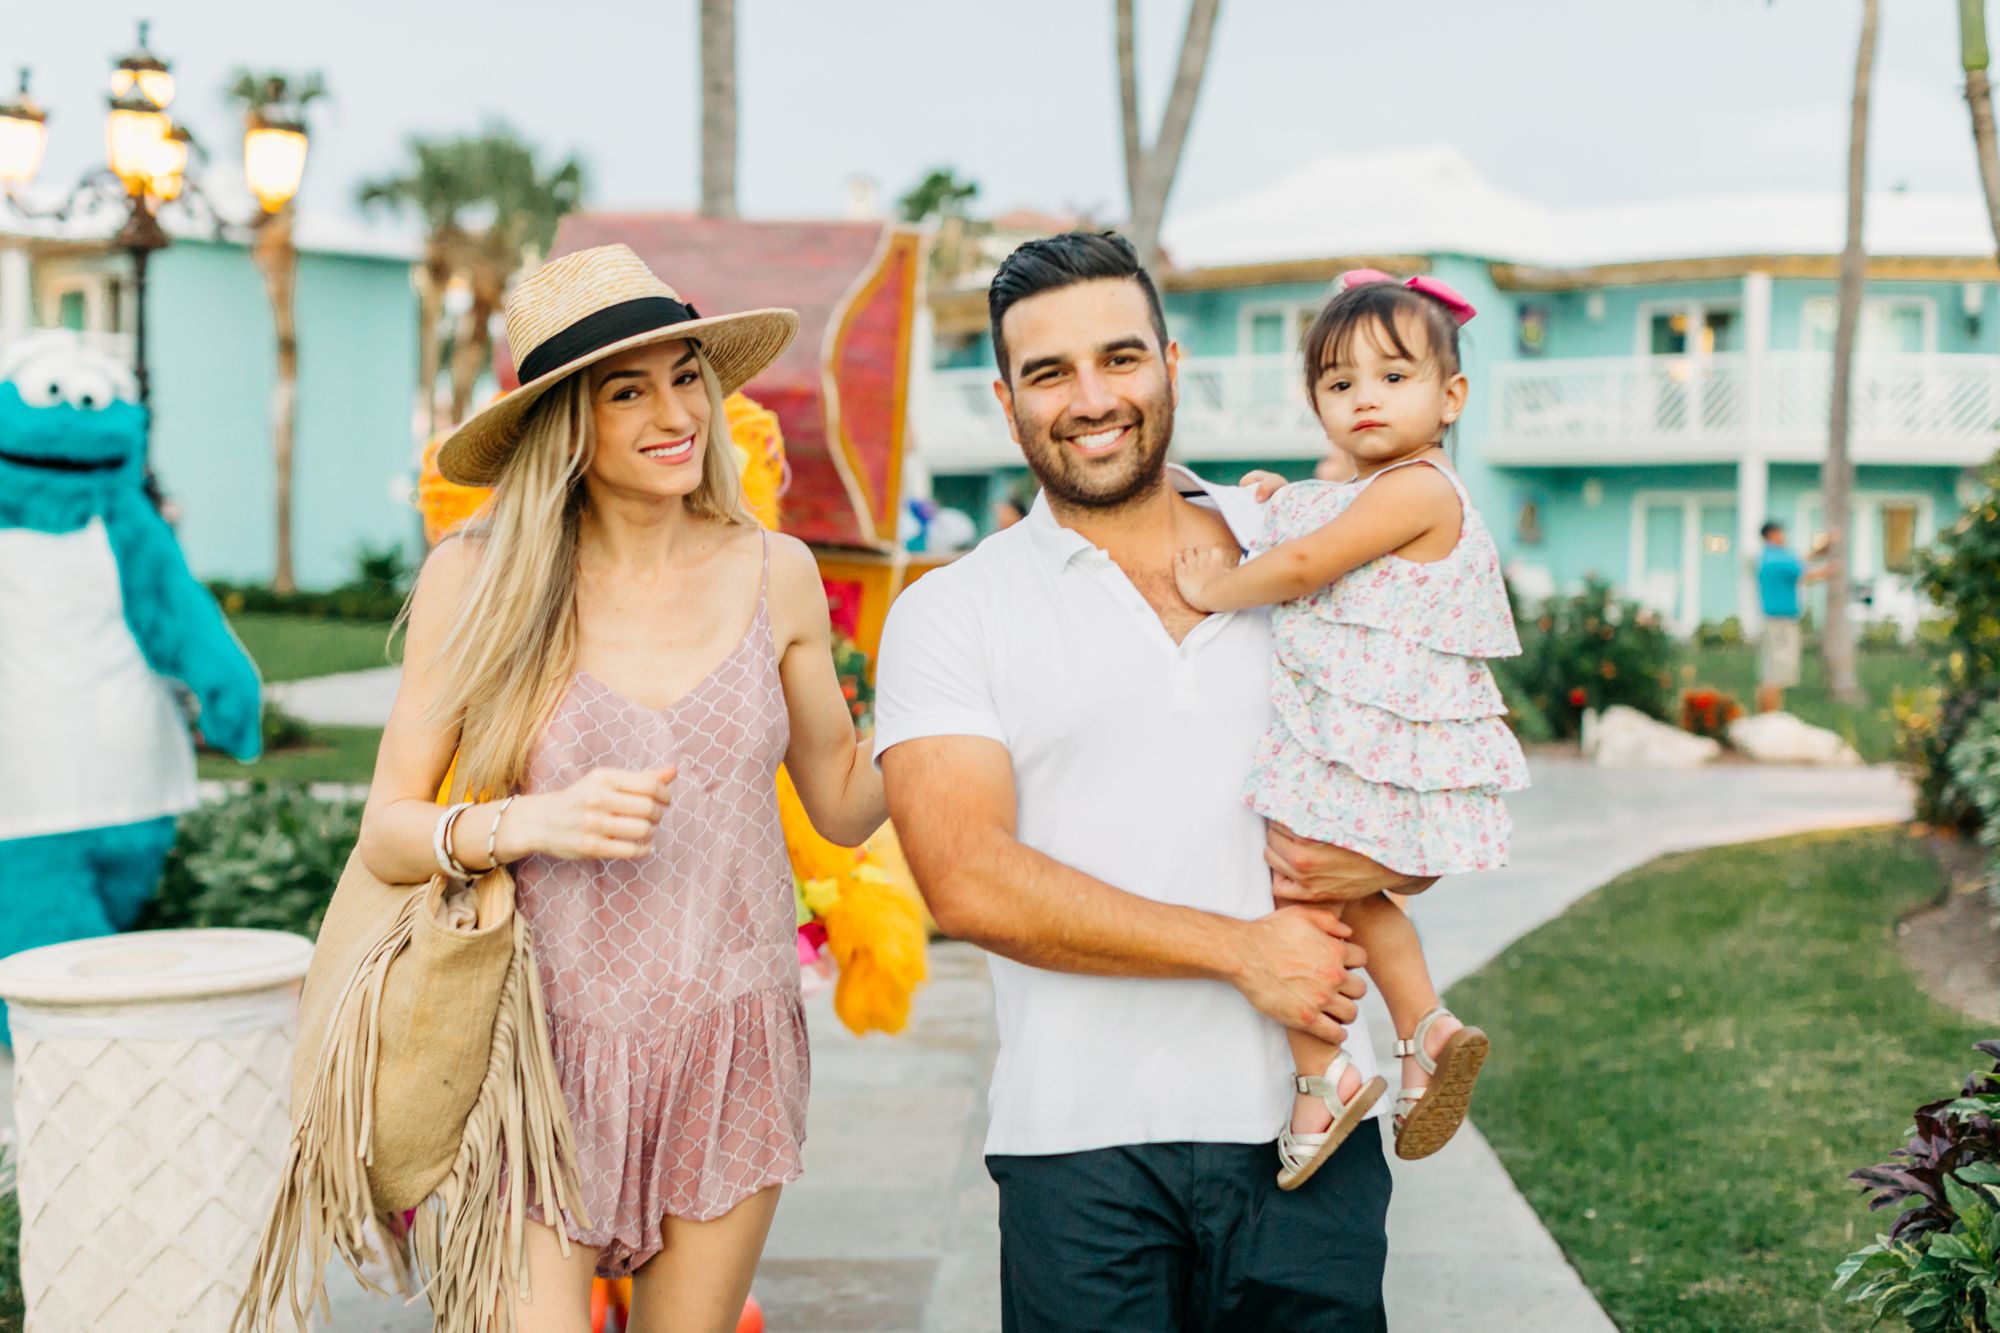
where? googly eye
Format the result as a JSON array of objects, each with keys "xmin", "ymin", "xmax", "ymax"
[
  {"xmin": 12, "ymin": 371, "xmax": 62, "ymax": 409},
  {"xmin": 62, "ymin": 367, "xmax": 115, "ymax": 412}
]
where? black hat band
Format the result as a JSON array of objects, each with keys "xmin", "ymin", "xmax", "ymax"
[{"xmin": 516, "ymin": 295, "xmax": 702, "ymax": 385}]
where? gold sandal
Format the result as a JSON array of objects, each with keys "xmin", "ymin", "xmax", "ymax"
[
  {"xmin": 1392, "ymin": 1006, "xmax": 1489, "ymax": 1161},
  {"xmin": 1277, "ymin": 1048, "xmax": 1387, "ymax": 1191}
]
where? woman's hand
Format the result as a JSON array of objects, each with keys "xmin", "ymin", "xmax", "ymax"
[
  {"xmin": 1174, "ymin": 545, "xmax": 1241, "ymax": 612},
  {"xmin": 513, "ymin": 765, "xmax": 677, "ymax": 862}
]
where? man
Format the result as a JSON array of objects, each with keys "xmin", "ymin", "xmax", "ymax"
[
  {"xmin": 875, "ymin": 233, "xmax": 1429, "ymax": 1331},
  {"xmin": 1755, "ymin": 521, "xmax": 1830, "ymax": 714}
]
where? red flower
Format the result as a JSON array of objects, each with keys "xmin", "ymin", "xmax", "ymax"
[{"xmin": 1567, "ymin": 687, "xmax": 1589, "ymax": 707}]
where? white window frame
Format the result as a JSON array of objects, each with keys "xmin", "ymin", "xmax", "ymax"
[
  {"xmin": 1237, "ymin": 299, "xmax": 1319, "ymax": 360},
  {"xmin": 1792, "ymin": 489, "xmax": 1938, "ymax": 583},
  {"xmin": 1629, "ymin": 487, "xmax": 1739, "ymax": 634},
  {"xmin": 1635, "ymin": 299, "xmax": 1745, "ymax": 359},
  {"xmin": 36, "ymin": 263, "xmax": 125, "ymax": 335},
  {"xmin": 1798, "ymin": 295, "xmax": 1937, "ymax": 354}
]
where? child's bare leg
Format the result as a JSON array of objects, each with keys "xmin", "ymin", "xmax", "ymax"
[
  {"xmin": 1285, "ymin": 901, "xmax": 1363, "ymax": 1135},
  {"xmin": 1343, "ymin": 891, "xmax": 1462, "ymax": 1094}
]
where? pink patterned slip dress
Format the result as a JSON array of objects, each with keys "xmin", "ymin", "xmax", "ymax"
[
  {"xmin": 513, "ymin": 533, "xmax": 806, "ymax": 1278},
  {"xmin": 1243, "ymin": 457, "xmax": 1531, "ymax": 877}
]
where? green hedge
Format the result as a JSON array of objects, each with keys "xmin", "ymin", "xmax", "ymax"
[
  {"xmin": 1503, "ymin": 578, "xmax": 1677, "ymax": 741},
  {"xmin": 139, "ymin": 785, "xmax": 362, "ymax": 939}
]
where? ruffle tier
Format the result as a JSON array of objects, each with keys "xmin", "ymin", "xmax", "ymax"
[
  {"xmin": 1272, "ymin": 620, "xmax": 1508, "ymax": 723},
  {"xmin": 1244, "ymin": 730, "xmax": 1514, "ymax": 877},
  {"xmin": 530, "ymin": 984, "xmax": 810, "ymax": 1277},
  {"xmin": 1270, "ymin": 670, "xmax": 1531, "ymax": 794}
]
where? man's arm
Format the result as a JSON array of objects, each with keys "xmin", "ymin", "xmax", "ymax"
[
  {"xmin": 1264, "ymin": 822, "xmax": 1438, "ymax": 904},
  {"xmin": 883, "ymin": 735, "xmax": 1368, "ymax": 1046}
]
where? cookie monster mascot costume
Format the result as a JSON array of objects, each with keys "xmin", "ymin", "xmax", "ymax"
[{"xmin": 0, "ymin": 330, "xmax": 261, "ymax": 1035}]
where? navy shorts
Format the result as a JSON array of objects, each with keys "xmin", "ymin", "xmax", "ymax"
[{"xmin": 986, "ymin": 1121, "xmax": 1392, "ymax": 1332}]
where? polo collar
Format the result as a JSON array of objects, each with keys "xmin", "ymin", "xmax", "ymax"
[{"xmin": 1023, "ymin": 464, "xmax": 1263, "ymax": 571}]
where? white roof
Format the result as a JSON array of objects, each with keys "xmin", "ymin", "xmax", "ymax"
[{"xmin": 1163, "ymin": 144, "xmax": 2000, "ymax": 271}]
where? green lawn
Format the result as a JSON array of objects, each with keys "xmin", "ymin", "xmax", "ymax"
[
  {"xmin": 1681, "ymin": 645, "xmax": 1926, "ymax": 763},
  {"xmin": 227, "ymin": 613, "xmax": 399, "ymax": 684},
  {"xmin": 199, "ymin": 725, "xmax": 381, "ymax": 786},
  {"xmin": 1447, "ymin": 827, "xmax": 1988, "ymax": 1331}
]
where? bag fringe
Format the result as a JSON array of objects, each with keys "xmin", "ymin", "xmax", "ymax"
[
  {"xmin": 407, "ymin": 917, "xmax": 591, "ymax": 1329},
  {"xmin": 231, "ymin": 907, "xmax": 590, "ymax": 1332}
]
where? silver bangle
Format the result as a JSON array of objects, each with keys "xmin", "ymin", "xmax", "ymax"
[
  {"xmin": 433, "ymin": 801, "xmax": 475, "ymax": 881},
  {"xmin": 485, "ymin": 795, "xmax": 518, "ymax": 871}
]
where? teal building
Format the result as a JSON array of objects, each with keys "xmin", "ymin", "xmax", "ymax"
[
  {"xmin": 915, "ymin": 148, "xmax": 1998, "ymax": 636},
  {"xmin": 0, "ymin": 217, "xmax": 419, "ymax": 590}
]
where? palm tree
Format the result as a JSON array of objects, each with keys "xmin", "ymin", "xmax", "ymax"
[
  {"xmin": 1961, "ymin": 0, "xmax": 2000, "ymax": 253},
  {"xmin": 898, "ymin": 168, "xmax": 978, "ymax": 224},
  {"xmin": 1823, "ymin": 0, "xmax": 1879, "ymax": 704},
  {"xmin": 700, "ymin": 0, "xmax": 737, "ymax": 217},
  {"xmin": 357, "ymin": 142, "xmax": 478, "ymax": 439},
  {"xmin": 1115, "ymin": 0, "xmax": 1224, "ymax": 272},
  {"xmin": 227, "ymin": 69, "xmax": 326, "ymax": 595},
  {"xmin": 358, "ymin": 127, "xmax": 584, "ymax": 430}
]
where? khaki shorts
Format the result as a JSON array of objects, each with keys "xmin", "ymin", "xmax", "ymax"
[{"xmin": 1759, "ymin": 618, "xmax": 1803, "ymax": 689}]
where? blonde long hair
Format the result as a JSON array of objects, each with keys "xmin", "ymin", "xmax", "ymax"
[{"xmin": 418, "ymin": 351, "xmax": 746, "ymax": 800}]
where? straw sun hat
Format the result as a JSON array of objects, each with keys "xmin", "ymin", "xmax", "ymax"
[{"xmin": 436, "ymin": 243, "xmax": 799, "ymax": 486}]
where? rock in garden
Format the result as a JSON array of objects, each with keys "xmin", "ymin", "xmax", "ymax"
[
  {"xmin": 1582, "ymin": 705, "xmax": 1722, "ymax": 769},
  {"xmin": 1725, "ymin": 712, "xmax": 1861, "ymax": 766}
]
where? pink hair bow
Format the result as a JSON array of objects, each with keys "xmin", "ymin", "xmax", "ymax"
[{"xmin": 1339, "ymin": 268, "xmax": 1477, "ymax": 326}]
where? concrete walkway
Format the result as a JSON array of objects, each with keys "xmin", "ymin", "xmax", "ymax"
[
  {"xmin": 267, "ymin": 667, "xmax": 402, "ymax": 728},
  {"xmin": 298, "ymin": 754, "xmax": 1911, "ymax": 1331}
]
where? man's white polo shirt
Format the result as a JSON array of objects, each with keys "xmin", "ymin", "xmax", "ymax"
[{"xmin": 874, "ymin": 466, "xmax": 1382, "ymax": 1157}]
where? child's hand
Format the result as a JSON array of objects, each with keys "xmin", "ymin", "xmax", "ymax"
[
  {"xmin": 1237, "ymin": 470, "xmax": 1288, "ymax": 503},
  {"xmin": 1175, "ymin": 546, "xmax": 1240, "ymax": 611}
]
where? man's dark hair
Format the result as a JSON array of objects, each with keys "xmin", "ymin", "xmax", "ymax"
[
  {"xmin": 1761, "ymin": 521, "xmax": 1785, "ymax": 541},
  {"xmin": 987, "ymin": 231, "xmax": 1168, "ymax": 382}
]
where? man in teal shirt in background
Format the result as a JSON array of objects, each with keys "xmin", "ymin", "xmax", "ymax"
[{"xmin": 1755, "ymin": 521, "xmax": 1830, "ymax": 714}]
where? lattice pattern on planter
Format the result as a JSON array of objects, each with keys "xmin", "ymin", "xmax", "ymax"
[{"xmin": 14, "ymin": 1018, "xmax": 296, "ymax": 1330}]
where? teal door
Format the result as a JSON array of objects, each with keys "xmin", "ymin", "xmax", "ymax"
[
  {"xmin": 1639, "ymin": 500, "xmax": 1686, "ymax": 623},
  {"xmin": 1697, "ymin": 501, "xmax": 1739, "ymax": 623}
]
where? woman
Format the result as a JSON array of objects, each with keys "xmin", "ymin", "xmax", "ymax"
[{"xmin": 359, "ymin": 243, "xmax": 885, "ymax": 1331}]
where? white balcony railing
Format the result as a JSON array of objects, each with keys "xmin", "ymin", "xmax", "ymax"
[
  {"xmin": 1490, "ymin": 351, "xmax": 2000, "ymax": 464},
  {"xmin": 918, "ymin": 354, "xmax": 1324, "ymax": 469},
  {"xmin": 922, "ymin": 348, "xmax": 2000, "ymax": 472}
]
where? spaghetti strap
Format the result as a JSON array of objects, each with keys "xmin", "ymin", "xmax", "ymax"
[
  {"xmin": 758, "ymin": 529, "xmax": 771, "ymax": 603},
  {"xmin": 1360, "ymin": 454, "xmax": 1470, "ymax": 504}
]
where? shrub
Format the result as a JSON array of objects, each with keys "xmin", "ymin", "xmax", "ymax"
[
  {"xmin": 1693, "ymin": 616, "xmax": 1746, "ymax": 650},
  {"xmin": 1679, "ymin": 686, "xmax": 1744, "ymax": 742},
  {"xmin": 261, "ymin": 701, "xmax": 315, "ymax": 752},
  {"xmin": 1861, "ymin": 619, "xmax": 1907, "ymax": 653},
  {"xmin": 1903, "ymin": 459, "xmax": 2000, "ymax": 836},
  {"xmin": 194, "ymin": 701, "xmax": 315, "ymax": 757},
  {"xmin": 0, "ymin": 1145, "xmax": 18, "ymax": 1333},
  {"xmin": 207, "ymin": 541, "xmax": 415, "ymax": 623},
  {"xmin": 1948, "ymin": 699, "xmax": 2000, "ymax": 893},
  {"xmin": 1495, "ymin": 665, "xmax": 1555, "ymax": 744},
  {"xmin": 139, "ymin": 784, "xmax": 363, "ymax": 939},
  {"xmin": 1837, "ymin": 1039, "xmax": 2000, "ymax": 1330},
  {"xmin": 1507, "ymin": 579, "xmax": 1676, "ymax": 740}
]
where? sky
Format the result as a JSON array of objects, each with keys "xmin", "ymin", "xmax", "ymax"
[{"xmin": 6, "ymin": 1, "xmax": 1992, "ymax": 242}]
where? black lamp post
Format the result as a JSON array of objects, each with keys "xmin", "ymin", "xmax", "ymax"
[{"xmin": 0, "ymin": 21, "xmax": 307, "ymax": 477}]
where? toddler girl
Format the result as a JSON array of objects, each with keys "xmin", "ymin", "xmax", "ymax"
[{"xmin": 1175, "ymin": 271, "xmax": 1529, "ymax": 1188}]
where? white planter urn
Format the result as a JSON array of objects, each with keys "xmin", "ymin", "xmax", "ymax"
[{"xmin": 0, "ymin": 928, "xmax": 311, "ymax": 1331}]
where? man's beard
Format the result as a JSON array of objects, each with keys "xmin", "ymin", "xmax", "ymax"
[{"xmin": 1016, "ymin": 384, "xmax": 1176, "ymax": 512}]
